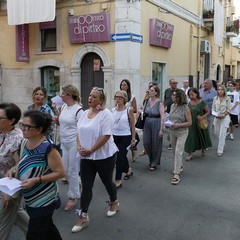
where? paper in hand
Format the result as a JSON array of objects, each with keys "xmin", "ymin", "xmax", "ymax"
[{"xmin": 0, "ymin": 177, "xmax": 22, "ymax": 196}]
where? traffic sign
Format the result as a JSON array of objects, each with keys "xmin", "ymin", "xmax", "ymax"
[
  {"xmin": 131, "ymin": 33, "xmax": 143, "ymax": 43},
  {"xmin": 111, "ymin": 33, "xmax": 131, "ymax": 41}
]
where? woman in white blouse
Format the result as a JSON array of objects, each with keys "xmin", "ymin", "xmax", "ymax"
[
  {"xmin": 72, "ymin": 87, "xmax": 119, "ymax": 233},
  {"xmin": 212, "ymin": 85, "xmax": 231, "ymax": 156}
]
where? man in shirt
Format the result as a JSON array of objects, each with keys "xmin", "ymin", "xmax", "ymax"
[
  {"xmin": 199, "ymin": 79, "xmax": 217, "ymax": 130},
  {"xmin": 227, "ymin": 82, "xmax": 239, "ymax": 140},
  {"xmin": 181, "ymin": 79, "xmax": 190, "ymax": 102}
]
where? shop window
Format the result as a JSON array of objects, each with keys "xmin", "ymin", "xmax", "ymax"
[{"xmin": 41, "ymin": 66, "xmax": 60, "ymax": 105}]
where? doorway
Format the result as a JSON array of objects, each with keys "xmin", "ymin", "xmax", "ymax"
[{"xmin": 80, "ymin": 52, "xmax": 104, "ymax": 109}]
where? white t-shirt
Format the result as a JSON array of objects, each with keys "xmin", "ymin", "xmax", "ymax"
[
  {"xmin": 126, "ymin": 95, "xmax": 135, "ymax": 108},
  {"xmin": 227, "ymin": 91, "xmax": 239, "ymax": 115},
  {"xmin": 59, "ymin": 103, "xmax": 83, "ymax": 142},
  {"xmin": 112, "ymin": 107, "xmax": 131, "ymax": 136},
  {"xmin": 77, "ymin": 109, "xmax": 118, "ymax": 160}
]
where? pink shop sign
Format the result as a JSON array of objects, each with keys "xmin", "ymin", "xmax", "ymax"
[
  {"xmin": 149, "ymin": 19, "xmax": 174, "ymax": 48},
  {"xmin": 68, "ymin": 12, "xmax": 111, "ymax": 43},
  {"xmin": 16, "ymin": 24, "xmax": 30, "ymax": 62}
]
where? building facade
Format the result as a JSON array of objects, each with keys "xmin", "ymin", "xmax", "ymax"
[{"xmin": 0, "ymin": 0, "xmax": 239, "ymax": 110}]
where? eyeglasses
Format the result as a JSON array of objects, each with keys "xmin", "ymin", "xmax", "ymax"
[
  {"xmin": 229, "ymin": 85, "xmax": 234, "ymax": 87},
  {"xmin": 19, "ymin": 123, "xmax": 38, "ymax": 131},
  {"xmin": 114, "ymin": 96, "xmax": 124, "ymax": 99},
  {"xmin": 93, "ymin": 87, "xmax": 104, "ymax": 94}
]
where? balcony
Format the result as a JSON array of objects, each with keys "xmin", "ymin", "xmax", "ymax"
[
  {"xmin": 203, "ymin": 9, "xmax": 214, "ymax": 19},
  {"xmin": 226, "ymin": 20, "xmax": 239, "ymax": 38}
]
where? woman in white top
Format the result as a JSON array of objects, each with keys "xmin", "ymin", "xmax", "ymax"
[
  {"xmin": 72, "ymin": 87, "xmax": 119, "ymax": 233},
  {"xmin": 120, "ymin": 79, "xmax": 137, "ymax": 161},
  {"xmin": 212, "ymin": 85, "xmax": 231, "ymax": 156},
  {"xmin": 112, "ymin": 90, "xmax": 136, "ymax": 189},
  {"xmin": 58, "ymin": 85, "xmax": 83, "ymax": 211}
]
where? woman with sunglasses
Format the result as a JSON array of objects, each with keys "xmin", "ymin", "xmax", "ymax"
[
  {"xmin": 28, "ymin": 87, "xmax": 55, "ymax": 141},
  {"xmin": 168, "ymin": 89, "xmax": 192, "ymax": 185},
  {"xmin": 112, "ymin": 90, "xmax": 136, "ymax": 189},
  {"xmin": 0, "ymin": 103, "xmax": 29, "ymax": 240},
  {"xmin": 212, "ymin": 85, "xmax": 231, "ymax": 156},
  {"xmin": 12, "ymin": 111, "xmax": 64, "ymax": 240},
  {"xmin": 72, "ymin": 87, "xmax": 118, "ymax": 233}
]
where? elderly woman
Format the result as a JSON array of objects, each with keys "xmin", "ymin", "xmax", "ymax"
[
  {"xmin": 212, "ymin": 85, "xmax": 231, "ymax": 156},
  {"xmin": 143, "ymin": 85, "xmax": 165, "ymax": 171},
  {"xmin": 0, "ymin": 103, "xmax": 29, "ymax": 240},
  {"xmin": 169, "ymin": 89, "xmax": 192, "ymax": 185},
  {"xmin": 28, "ymin": 87, "xmax": 55, "ymax": 141},
  {"xmin": 58, "ymin": 85, "xmax": 83, "ymax": 211},
  {"xmin": 11, "ymin": 111, "xmax": 65, "ymax": 240},
  {"xmin": 72, "ymin": 87, "xmax": 119, "ymax": 233},
  {"xmin": 112, "ymin": 90, "xmax": 136, "ymax": 189}
]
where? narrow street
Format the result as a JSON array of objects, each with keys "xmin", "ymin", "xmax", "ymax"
[{"xmin": 11, "ymin": 127, "xmax": 240, "ymax": 240}]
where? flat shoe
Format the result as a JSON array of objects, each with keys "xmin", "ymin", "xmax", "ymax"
[
  {"xmin": 116, "ymin": 183, "xmax": 122, "ymax": 189},
  {"xmin": 185, "ymin": 155, "xmax": 192, "ymax": 161},
  {"xmin": 171, "ymin": 175, "xmax": 180, "ymax": 185},
  {"xmin": 149, "ymin": 166, "xmax": 156, "ymax": 171},
  {"xmin": 139, "ymin": 150, "xmax": 146, "ymax": 156}
]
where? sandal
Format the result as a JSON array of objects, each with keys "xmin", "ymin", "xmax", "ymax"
[
  {"xmin": 171, "ymin": 175, "xmax": 180, "ymax": 185},
  {"xmin": 64, "ymin": 198, "xmax": 76, "ymax": 211},
  {"xmin": 124, "ymin": 168, "xmax": 133, "ymax": 180}
]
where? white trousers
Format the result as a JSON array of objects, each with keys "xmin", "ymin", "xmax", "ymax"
[
  {"xmin": 61, "ymin": 141, "xmax": 81, "ymax": 199},
  {"xmin": 214, "ymin": 116, "xmax": 230, "ymax": 154}
]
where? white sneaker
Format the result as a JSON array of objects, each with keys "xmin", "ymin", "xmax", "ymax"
[
  {"xmin": 230, "ymin": 134, "xmax": 234, "ymax": 140},
  {"xmin": 106, "ymin": 200, "xmax": 119, "ymax": 217}
]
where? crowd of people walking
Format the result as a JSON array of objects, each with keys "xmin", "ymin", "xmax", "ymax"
[{"xmin": 0, "ymin": 76, "xmax": 239, "ymax": 239}]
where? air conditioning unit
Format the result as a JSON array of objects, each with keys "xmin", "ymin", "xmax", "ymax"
[{"xmin": 200, "ymin": 40, "xmax": 211, "ymax": 54}]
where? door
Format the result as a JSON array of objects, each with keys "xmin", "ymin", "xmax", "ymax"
[{"xmin": 80, "ymin": 53, "xmax": 104, "ymax": 109}]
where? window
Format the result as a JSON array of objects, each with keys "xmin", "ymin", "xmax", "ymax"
[
  {"xmin": 41, "ymin": 28, "xmax": 56, "ymax": 51},
  {"xmin": 39, "ymin": 18, "xmax": 57, "ymax": 52}
]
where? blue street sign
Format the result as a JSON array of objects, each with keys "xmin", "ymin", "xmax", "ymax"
[
  {"xmin": 111, "ymin": 33, "xmax": 131, "ymax": 41},
  {"xmin": 131, "ymin": 33, "xmax": 143, "ymax": 43}
]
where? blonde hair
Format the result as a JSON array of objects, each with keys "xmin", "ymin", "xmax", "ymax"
[
  {"xmin": 62, "ymin": 85, "xmax": 81, "ymax": 104},
  {"xmin": 114, "ymin": 90, "xmax": 128, "ymax": 104},
  {"xmin": 92, "ymin": 87, "xmax": 106, "ymax": 108}
]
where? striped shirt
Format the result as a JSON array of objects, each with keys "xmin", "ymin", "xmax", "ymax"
[{"xmin": 18, "ymin": 140, "xmax": 59, "ymax": 208}]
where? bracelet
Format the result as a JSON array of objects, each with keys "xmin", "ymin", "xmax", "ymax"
[{"xmin": 39, "ymin": 176, "xmax": 43, "ymax": 183}]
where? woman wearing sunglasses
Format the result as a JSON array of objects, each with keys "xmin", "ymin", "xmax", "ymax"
[{"xmin": 14, "ymin": 111, "xmax": 65, "ymax": 240}]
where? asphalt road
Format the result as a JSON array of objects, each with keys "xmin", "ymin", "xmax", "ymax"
[{"xmin": 11, "ymin": 127, "xmax": 240, "ymax": 240}]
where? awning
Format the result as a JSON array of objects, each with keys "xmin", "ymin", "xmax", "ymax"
[{"xmin": 7, "ymin": 0, "xmax": 56, "ymax": 25}]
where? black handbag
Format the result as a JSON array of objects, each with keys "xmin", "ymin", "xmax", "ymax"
[
  {"xmin": 135, "ymin": 99, "xmax": 148, "ymax": 129},
  {"xmin": 135, "ymin": 113, "xmax": 146, "ymax": 129}
]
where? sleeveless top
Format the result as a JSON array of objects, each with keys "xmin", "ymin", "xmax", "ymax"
[
  {"xmin": 18, "ymin": 140, "xmax": 59, "ymax": 208},
  {"xmin": 169, "ymin": 103, "xmax": 188, "ymax": 124}
]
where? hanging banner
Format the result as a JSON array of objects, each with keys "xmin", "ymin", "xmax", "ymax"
[
  {"xmin": 16, "ymin": 24, "xmax": 30, "ymax": 63},
  {"xmin": 149, "ymin": 19, "xmax": 174, "ymax": 48},
  {"xmin": 68, "ymin": 12, "xmax": 111, "ymax": 43},
  {"xmin": 7, "ymin": 0, "xmax": 55, "ymax": 25}
]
